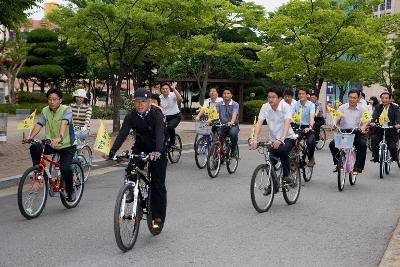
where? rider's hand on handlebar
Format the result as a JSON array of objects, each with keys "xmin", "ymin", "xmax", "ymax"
[
  {"xmin": 227, "ymin": 121, "xmax": 234, "ymax": 127},
  {"xmin": 250, "ymin": 139, "xmax": 258, "ymax": 150},
  {"xmin": 304, "ymin": 127, "xmax": 311, "ymax": 133},
  {"xmin": 272, "ymin": 139, "xmax": 282, "ymax": 149},
  {"xmin": 50, "ymin": 137, "xmax": 62, "ymax": 148},
  {"xmin": 149, "ymin": 152, "xmax": 161, "ymax": 161}
]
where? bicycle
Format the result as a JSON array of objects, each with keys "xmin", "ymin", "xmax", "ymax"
[
  {"xmin": 374, "ymin": 125, "xmax": 394, "ymax": 179},
  {"xmin": 167, "ymin": 133, "xmax": 182, "ymax": 163},
  {"xmin": 18, "ymin": 139, "xmax": 84, "ymax": 219},
  {"xmin": 291, "ymin": 126, "xmax": 314, "ymax": 183},
  {"xmin": 333, "ymin": 128, "xmax": 359, "ymax": 191},
  {"xmin": 194, "ymin": 119, "xmax": 213, "ymax": 169},
  {"xmin": 315, "ymin": 126, "xmax": 327, "ymax": 150},
  {"xmin": 250, "ymin": 141, "xmax": 301, "ymax": 213},
  {"xmin": 206, "ymin": 122, "xmax": 239, "ymax": 178},
  {"xmin": 113, "ymin": 151, "xmax": 161, "ymax": 251}
]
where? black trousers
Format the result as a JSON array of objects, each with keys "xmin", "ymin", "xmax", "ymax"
[
  {"xmin": 270, "ymin": 138, "xmax": 295, "ymax": 177},
  {"xmin": 30, "ymin": 144, "xmax": 77, "ymax": 194},
  {"xmin": 165, "ymin": 113, "xmax": 181, "ymax": 144},
  {"xmin": 149, "ymin": 153, "xmax": 168, "ymax": 222},
  {"xmin": 371, "ymin": 129, "xmax": 399, "ymax": 161},
  {"xmin": 329, "ymin": 133, "xmax": 367, "ymax": 170},
  {"xmin": 300, "ymin": 125, "xmax": 316, "ymax": 160},
  {"xmin": 314, "ymin": 117, "xmax": 325, "ymax": 141}
]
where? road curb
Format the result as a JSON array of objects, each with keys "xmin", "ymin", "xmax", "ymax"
[
  {"xmin": 380, "ymin": 216, "xmax": 400, "ymax": 267},
  {"xmin": 0, "ymin": 141, "xmax": 246, "ymax": 190}
]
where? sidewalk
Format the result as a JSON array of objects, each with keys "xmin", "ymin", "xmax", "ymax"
[{"xmin": 0, "ymin": 116, "xmax": 266, "ymax": 180}]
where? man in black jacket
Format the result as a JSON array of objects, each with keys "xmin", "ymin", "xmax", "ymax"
[
  {"xmin": 371, "ymin": 92, "xmax": 400, "ymax": 162},
  {"xmin": 109, "ymin": 88, "xmax": 167, "ymax": 232}
]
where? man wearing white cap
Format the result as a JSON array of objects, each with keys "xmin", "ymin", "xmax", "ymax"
[{"xmin": 71, "ymin": 88, "xmax": 92, "ymax": 143}]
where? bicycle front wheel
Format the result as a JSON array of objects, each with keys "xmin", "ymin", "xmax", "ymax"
[
  {"xmin": 379, "ymin": 146, "xmax": 385, "ymax": 179},
  {"xmin": 316, "ymin": 127, "xmax": 326, "ymax": 150},
  {"xmin": 300, "ymin": 145, "xmax": 313, "ymax": 182},
  {"xmin": 227, "ymin": 144, "xmax": 239, "ymax": 174},
  {"xmin": 195, "ymin": 136, "xmax": 208, "ymax": 169},
  {"xmin": 283, "ymin": 159, "xmax": 301, "ymax": 205},
  {"xmin": 114, "ymin": 183, "xmax": 141, "ymax": 252},
  {"xmin": 250, "ymin": 164, "xmax": 275, "ymax": 213},
  {"xmin": 17, "ymin": 166, "xmax": 48, "ymax": 219},
  {"xmin": 168, "ymin": 134, "xmax": 182, "ymax": 163},
  {"xmin": 337, "ymin": 153, "xmax": 345, "ymax": 191},
  {"xmin": 60, "ymin": 162, "xmax": 85, "ymax": 209},
  {"xmin": 397, "ymin": 148, "xmax": 400, "ymax": 168},
  {"xmin": 79, "ymin": 145, "xmax": 93, "ymax": 182},
  {"xmin": 207, "ymin": 143, "xmax": 221, "ymax": 178}
]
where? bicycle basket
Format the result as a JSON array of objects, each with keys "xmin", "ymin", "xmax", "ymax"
[
  {"xmin": 195, "ymin": 121, "xmax": 211, "ymax": 135},
  {"xmin": 334, "ymin": 132, "xmax": 355, "ymax": 149}
]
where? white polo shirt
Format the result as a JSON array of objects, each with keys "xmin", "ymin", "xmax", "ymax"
[
  {"xmin": 258, "ymin": 99, "xmax": 296, "ymax": 141},
  {"xmin": 202, "ymin": 97, "xmax": 223, "ymax": 110},
  {"xmin": 160, "ymin": 92, "xmax": 180, "ymax": 116}
]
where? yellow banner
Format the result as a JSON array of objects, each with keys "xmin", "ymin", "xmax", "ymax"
[
  {"xmin": 327, "ymin": 106, "xmax": 344, "ymax": 118},
  {"xmin": 379, "ymin": 108, "xmax": 390, "ymax": 125},
  {"xmin": 93, "ymin": 120, "xmax": 111, "ymax": 154},
  {"xmin": 292, "ymin": 107, "xmax": 302, "ymax": 123},
  {"xmin": 208, "ymin": 106, "xmax": 219, "ymax": 121},
  {"xmin": 360, "ymin": 107, "xmax": 371, "ymax": 124},
  {"xmin": 17, "ymin": 110, "xmax": 36, "ymax": 129}
]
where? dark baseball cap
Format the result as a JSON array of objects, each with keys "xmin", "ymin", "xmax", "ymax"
[{"xmin": 133, "ymin": 88, "xmax": 151, "ymax": 101}]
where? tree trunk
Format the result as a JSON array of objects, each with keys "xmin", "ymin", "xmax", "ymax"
[
  {"xmin": 112, "ymin": 77, "xmax": 123, "ymax": 133},
  {"xmin": 106, "ymin": 82, "xmax": 110, "ymax": 108},
  {"xmin": 199, "ymin": 58, "xmax": 211, "ymax": 106},
  {"xmin": 40, "ymin": 81, "xmax": 45, "ymax": 93},
  {"xmin": 338, "ymin": 85, "xmax": 346, "ymax": 103},
  {"xmin": 8, "ymin": 75, "xmax": 16, "ymax": 104}
]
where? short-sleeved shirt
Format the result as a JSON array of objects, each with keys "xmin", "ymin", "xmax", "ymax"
[
  {"xmin": 293, "ymin": 100, "xmax": 315, "ymax": 126},
  {"xmin": 337, "ymin": 103, "xmax": 364, "ymax": 129},
  {"xmin": 357, "ymin": 99, "xmax": 368, "ymax": 110},
  {"xmin": 288, "ymin": 99, "xmax": 297, "ymax": 112},
  {"xmin": 160, "ymin": 92, "xmax": 180, "ymax": 116},
  {"xmin": 37, "ymin": 107, "xmax": 73, "ymax": 126},
  {"xmin": 202, "ymin": 97, "xmax": 223, "ymax": 111},
  {"xmin": 259, "ymin": 100, "xmax": 296, "ymax": 141},
  {"xmin": 216, "ymin": 100, "xmax": 239, "ymax": 125}
]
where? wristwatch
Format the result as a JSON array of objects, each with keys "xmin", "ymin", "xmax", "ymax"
[{"xmin": 59, "ymin": 135, "xmax": 64, "ymax": 144}]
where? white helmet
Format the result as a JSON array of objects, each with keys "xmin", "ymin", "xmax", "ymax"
[{"xmin": 73, "ymin": 89, "xmax": 88, "ymax": 99}]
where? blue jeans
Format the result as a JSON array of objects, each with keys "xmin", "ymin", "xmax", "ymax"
[{"xmin": 219, "ymin": 125, "xmax": 239, "ymax": 154}]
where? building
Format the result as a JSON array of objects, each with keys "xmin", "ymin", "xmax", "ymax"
[{"xmin": 373, "ymin": 0, "xmax": 400, "ymax": 16}]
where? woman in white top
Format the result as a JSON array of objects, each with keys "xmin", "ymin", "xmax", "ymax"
[{"xmin": 160, "ymin": 82, "xmax": 183, "ymax": 146}]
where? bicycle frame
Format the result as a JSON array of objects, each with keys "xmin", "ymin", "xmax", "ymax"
[{"xmin": 378, "ymin": 126, "xmax": 392, "ymax": 163}]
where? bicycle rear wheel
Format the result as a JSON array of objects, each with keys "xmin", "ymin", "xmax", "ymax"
[
  {"xmin": 337, "ymin": 153, "xmax": 345, "ymax": 191},
  {"xmin": 168, "ymin": 134, "xmax": 182, "ymax": 163},
  {"xmin": 79, "ymin": 145, "xmax": 93, "ymax": 182},
  {"xmin": 250, "ymin": 164, "xmax": 275, "ymax": 213},
  {"xmin": 300, "ymin": 145, "xmax": 313, "ymax": 182},
  {"xmin": 60, "ymin": 162, "xmax": 85, "ymax": 209},
  {"xmin": 316, "ymin": 127, "xmax": 326, "ymax": 150},
  {"xmin": 114, "ymin": 183, "xmax": 141, "ymax": 252},
  {"xmin": 17, "ymin": 166, "xmax": 48, "ymax": 219},
  {"xmin": 227, "ymin": 144, "xmax": 239, "ymax": 174},
  {"xmin": 283, "ymin": 159, "xmax": 301, "ymax": 205},
  {"xmin": 379, "ymin": 146, "xmax": 385, "ymax": 179},
  {"xmin": 195, "ymin": 136, "xmax": 208, "ymax": 169},
  {"xmin": 207, "ymin": 143, "xmax": 221, "ymax": 178},
  {"xmin": 397, "ymin": 148, "xmax": 400, "ymax": 168}
]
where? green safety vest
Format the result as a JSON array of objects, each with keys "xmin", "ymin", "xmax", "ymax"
[{"xmin": 42, "ymin": 105, "xmax": 75, "ymax": 150}]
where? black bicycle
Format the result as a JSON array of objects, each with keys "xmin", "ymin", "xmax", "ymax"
[
  {"xmin": 167, "ymin": 133, "xmax": 182, "ymax": 163},
  {"xmin": 292, "ymin": 126, "xmax": 314, "ymax": 183},
  {"xmin": 250, "ymin": 141, "xmax": 301, "ymax": 213},
  {"xmin": 113, "ymin": 151, "xmax": 159, "ymax": 252}
]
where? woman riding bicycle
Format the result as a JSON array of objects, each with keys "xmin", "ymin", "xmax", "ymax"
[
  {"xmin": 328, "ymin": 90, "xmax": 368, "ymax": 175},
  {"xmin": 25, "ymin": 88, "xmax": 77, "ymax": 202},
  {"xmin": 70, "ymin": 89, "xmax": 92, "ymax": 146}
]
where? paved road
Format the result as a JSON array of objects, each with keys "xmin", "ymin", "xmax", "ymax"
[{"xmin": 1, "ymin": 146, "xmax": 400, "ymax": 266}]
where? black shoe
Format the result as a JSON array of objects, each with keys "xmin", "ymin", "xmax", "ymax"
[
  {"xmin": 282, "ymin": 176, "xmax": 293, "ymax": 184},
  {"xmin": 125, "ymin": 191, "xmax": 134, "ymax": 203},
  {"xmin": 333, "ymin": 166, "xmax": 338, "ymax": 173},
  {"xmin": 151, "ymin": 218, "xmax": 164, "ymax": 235},
  {"xmin": 66, "ymin": 190, "xmax": 76, "ymax": 202},
  {"xmin": 353, "ymin": 167, "xmax": 362, "ymax": 175}
]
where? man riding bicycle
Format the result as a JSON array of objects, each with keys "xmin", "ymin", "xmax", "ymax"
[
  {"xmin": 310, "ymin": 93, "xmax": 325, "ymax": 144},
  {"xmin": 109, "ymin": 88, "xmax": 167, "ymax": 233},
  {"xmin": 195, "ymin": 87, "xmax": 223, "ymax": 121},
  {"xmin": 251, "ymin": 88, "xmax": 296, "ymax": 184},
  {"xmin": 370, "ymin": 92, "xmax": 400, "ymax": 163},
  {"xmin": 293, "ymin": 88, "xmax": 316, "ymax": 167},
  {"xmin": 25, "ymin": 88, "xmax": 77, "ymax": 202},
  {"xmin": 328, "ymin": 90, "xmax": 368, "ymax": 175},
  {"xmin": 160, "ymin": 82, "xmax": 182, "ymax": 148},
  {"xmin": 215, "ymin": 88, "xmax": 240, "ymax": 157}
]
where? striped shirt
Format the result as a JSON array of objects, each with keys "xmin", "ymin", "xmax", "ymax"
[{"xmin": 70, "ymin": 103, "xmax": 92, "ymax": 129}]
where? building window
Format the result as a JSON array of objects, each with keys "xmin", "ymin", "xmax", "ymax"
[
  {"xmin": 380, "ymin": 1, "xmax": 385, "ymax": 10},
  {"xmin": 386, "ymin": 0, "xmax": 391, "ymax": 9}
]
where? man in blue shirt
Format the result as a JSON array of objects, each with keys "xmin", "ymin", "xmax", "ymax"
[
  {"xmin": 293, "ymin": 88, "xmax": 316, "ymax": 167},
  {"xmin": 216, "ymin": 88, "xmax": 240, "ymax": 157}
]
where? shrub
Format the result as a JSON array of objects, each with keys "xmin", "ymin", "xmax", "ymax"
[
  {"xmin": 243, "ymin": 100, "xmax": 265, "ymax": 123},
  {"xmin": 0, "ymin": 103, "xmax": 48, "ymax": 114},
  {"xmin": 15, "ymin": 91, "xmax": 73, "ymax": 104},
  {"xmin": 92, "ymin": 106, "xmax": 113, "ymax": 119}
]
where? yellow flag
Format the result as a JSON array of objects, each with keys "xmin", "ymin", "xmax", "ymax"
[
  {"xmin": 327, "ymin": 106, "xmax": 344, "ymax": 118},
  {"xmin": 93, "ymin": 120, "xmax": 111, "ymax": 154},
  {"xmin": 208, "ymin": 106, "xmax": 219, "ymax": 121},
  {"xmin": 379, "ymin": 108, "xmax": 390, "ymax": 125},
  {"xmin": 360, "ymin": 107, "xmax": 371, "ymax": 124},
  {"xmin": 17, "ymin": 110, "xmax": 36, "ymax": 129},
  {"xmin": 249, "ymin": 116, "xmax": 257, "ymax": 139},
  {"xmin": 292, "ymin": 107, "xmax": 302, "ymax": 123}
]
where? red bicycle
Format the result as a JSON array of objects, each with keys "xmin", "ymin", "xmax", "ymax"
[{"xmin": 17, "ymin": 139, "xmax": 85, "ymax": 219}]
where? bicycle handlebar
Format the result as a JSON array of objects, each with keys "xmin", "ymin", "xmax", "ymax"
[
  {"xmin": 112, "ymin": 151, "xmax": 149, "ymax": 162},
  {"xmin": 336, "ymin": 127, "xmax": 360, "ymax": 134},
  {"xmin": 22, "ymin": 139, "xmax": 52, "ymax": 145}
]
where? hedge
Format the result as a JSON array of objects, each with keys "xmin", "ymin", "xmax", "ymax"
[
  {"xmin": 92, "ymin": 106, "xmax": 113, "ymax": 119},
  {"xmin": 15, "ymin": 91, "xmax": 73, "ymax": 104},
  {"xmin": 0, "ymin": 103, "xmax": 47, "ymax": 114},
  {"xmin": 243, "ymin": 100, "xmax": 266, "ymax": 123}
]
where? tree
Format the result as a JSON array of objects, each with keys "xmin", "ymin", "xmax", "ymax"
[
  {"xmin": 60, "ymin": 43, "xmax": 88, "ymax": 93},
  {"xmin": 18, "ymin": 28, "xmax": 64, "ymax": 92},
  {"xmin": 0, "ymin": 32, "xmax": 30, "ymax": 103},
  {"xmin": 257, "ymin": 0, "xmax": 386, "ymax": 96}
]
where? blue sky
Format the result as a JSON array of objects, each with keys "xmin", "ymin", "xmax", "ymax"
[{"xmin": 29, "ymin": 0, "xmax": 289, "ymax": 19}]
